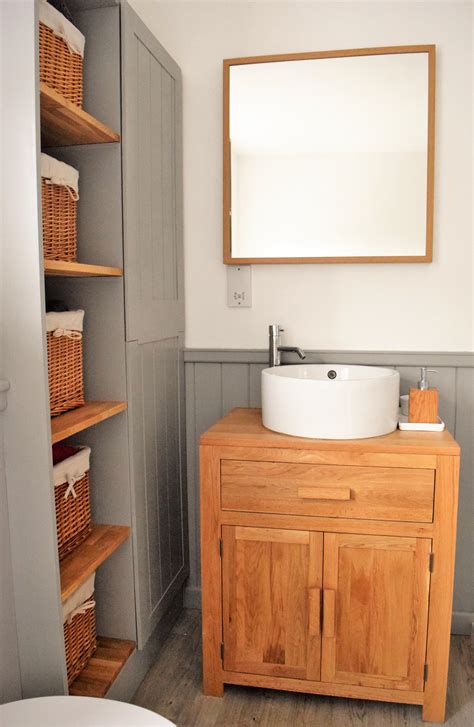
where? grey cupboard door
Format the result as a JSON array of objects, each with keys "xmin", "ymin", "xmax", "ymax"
[{"xmin": 121, "ymin": 3, "xmax": 188, "ymax": 648}]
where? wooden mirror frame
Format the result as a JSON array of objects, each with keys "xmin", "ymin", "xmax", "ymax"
[{"xmin": 223, "ymin": 45, "xmax": 435, "ymax": 265}]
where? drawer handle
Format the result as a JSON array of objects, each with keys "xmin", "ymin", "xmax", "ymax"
[
  {"xmin": 323, "ymin": 590, "xmax": 336, "ymax": 638},
  {"xmin": 297, "ymin": 486, "xmax": 351, "ymax": 501},
  {"xmin": 308, "ymin": 587, "xmax": 321, "ymax": 636}
]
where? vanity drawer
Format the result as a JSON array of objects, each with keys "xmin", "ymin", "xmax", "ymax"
[{"xmin": 221, "ymin": 460, "xmax": 435, "ymax": 522}]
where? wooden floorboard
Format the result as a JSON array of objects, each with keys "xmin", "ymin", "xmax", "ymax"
[{"xmin": 133, "ymin": 609, "xmax": 473, "ymax": 726}]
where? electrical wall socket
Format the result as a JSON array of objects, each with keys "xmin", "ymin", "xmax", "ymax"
[{"xmin": 227, "ymin": 265, "xmax": 252, "ymax": 307}]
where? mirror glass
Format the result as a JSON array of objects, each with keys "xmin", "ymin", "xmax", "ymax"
[{"xmin": 225, "ymin": 48, "xmax": 434, "ymax": 263}]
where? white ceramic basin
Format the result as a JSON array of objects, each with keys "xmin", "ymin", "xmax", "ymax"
[{"xmin": 262, "ymin": 364, "xmax": 400, "ymax": 440}]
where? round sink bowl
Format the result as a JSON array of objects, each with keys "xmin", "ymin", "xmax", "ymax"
[{"xmin": 262, "ymin": 364, "xmax": 400, "ymax": 440}]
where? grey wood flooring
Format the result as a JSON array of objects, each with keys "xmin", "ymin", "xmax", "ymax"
[{"xmin": 133, "ymin": 609, "xmax": 473, "ymax": 727}]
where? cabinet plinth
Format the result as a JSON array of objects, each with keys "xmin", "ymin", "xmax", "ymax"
[{"xmin": 200, "ymin": 408, "xmax": 460, "ymax": 723}]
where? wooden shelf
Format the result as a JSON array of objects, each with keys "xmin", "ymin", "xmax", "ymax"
[
  {"xmin": 44, "ymin": 260, "xmax": 123, "ymax": 278},
  {"xmin": 60, "ymin": 524, "xmax": 131, "ymax": 602},
  {"xmin": 40, "ymin": 82, "xmax": 120, "ymax": 147},
  {"xmin": 69, "ymin": 637, "xmax": 135, "ymax": 697},
  {"xmin": 51, "ymin": 401, "xmax": 127, "ymax": 444}
]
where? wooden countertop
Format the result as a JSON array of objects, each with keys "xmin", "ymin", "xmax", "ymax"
[{"xmin": 200, "ymin": 408, "xmax": 460, "ymax": 455}]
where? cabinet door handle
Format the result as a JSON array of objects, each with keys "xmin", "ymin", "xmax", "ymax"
[
  {"xmin": 323, "ymin": 590, "xmax": 336, "ymax": 638},
  {"xmin": 308, "ymin": 587, "xmax": 321, "ymax": 636},
  {"xmin": 298, "ymin": 487, "xmax": 351, "ymax": 501}
]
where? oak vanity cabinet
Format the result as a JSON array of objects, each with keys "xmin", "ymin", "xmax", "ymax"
[{"xmin": 200, "ymin": 408, "xmax": 460, "ymax": 723}]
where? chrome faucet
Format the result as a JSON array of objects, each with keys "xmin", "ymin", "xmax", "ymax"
[{"xmin": 269, "ymin": 324, "xmax": 306, "ymax": 367}]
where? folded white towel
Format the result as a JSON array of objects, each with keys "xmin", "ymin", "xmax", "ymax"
[
  {"xmin": 45, "ymin": 310, "xmax": 84, "ymax": 334},
  {"xmin": 39, "ymin": 0, "xmax": 85, "ymax": 57},
  {"xmin": 41, "ymin": 153, "xmax": 79, "ymax": 198}
]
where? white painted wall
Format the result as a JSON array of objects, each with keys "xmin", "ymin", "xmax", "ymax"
[{"xmin": 130, "ymin": 0, "xmax": 473, "ymax": 351}]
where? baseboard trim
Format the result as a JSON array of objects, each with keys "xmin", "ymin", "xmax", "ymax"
[
  {"xmin": 106, "ymin": 587, "xmax": 184, "ymax": 702},
  {"xmin": 451, "ymin": 611, "xmax": 473, "ymax": 635},
  {"xmin": 183, "ymin": 585, "xmax": 201, "ymax": 609},
  {"xmin": 184, "ymin": 349, "xmax": 474, "ymax": 367}
]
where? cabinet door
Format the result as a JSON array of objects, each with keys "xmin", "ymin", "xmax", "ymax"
[
  {"xmin": 222, "ymin": 526, "xmax": 323, "ymax": 680},
  {"xmin": 122, "ymin": 5, "xmax": 188, "ymax": 648},
  {"xmin": 321, "ymin": 534, "xmax": 431, "ymax": 692},
  {"xmin": 122, "ymin": 4, "xmax": 184, "ymax": 345}
]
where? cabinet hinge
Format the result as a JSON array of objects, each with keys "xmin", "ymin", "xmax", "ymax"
[
  {"xmin": 424, "ymin": 663, "xmax": 429, "ymax": 682},
  {"xmin": 219, "ymin": 538, "xmax": 223, "ymax": 558},
  {"xmin": 220, "ymin": 642, "xmax": 224, "ymax": 661},
  {"xmin": 429, "ymin": 552, "xmax": 434, "ymax": 573}
]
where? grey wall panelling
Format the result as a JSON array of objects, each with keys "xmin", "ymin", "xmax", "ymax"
[
  {"xmin": 184, "ymin": 349, "xmax": 474, "ymax": 634},
  {"xmin": 453, "ymin": 368, "xmax": 474, "ymax": 633},
  {"xmin": 122, "ymin": 3, "xmax": 188, "ymax": 648}
]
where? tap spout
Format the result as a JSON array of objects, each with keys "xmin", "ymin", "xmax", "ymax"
[
  {"xmin": 278, "ymin": 346, "xmax": 306, "ymax": 360},
  {"xmin": 268, "ymin": 323, "xmax": 305, "ymax": 366}
]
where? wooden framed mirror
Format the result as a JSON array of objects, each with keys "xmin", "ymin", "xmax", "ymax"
[{"xmin": 223, "ymin": 45, "xmax": 435, "ymax": 264}]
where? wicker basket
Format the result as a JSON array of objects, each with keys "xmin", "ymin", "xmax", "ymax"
[
  {"xmin": 63, "ymin": 596, "xmax": 96, "ymax": 684},
  {"xmin": 41, "ymin": 177, "xmax": 78, "ymax": 262},
  {"xmin": 39, "ymin": 21, "xmax": 83, "ymax": 107},
  {"xmin": 46, "ymin": 310, "xmax": 85, "ymax": 417},
  {"xmin": 53, "ymin": 445, "xmax": 92, "ymax": 560}
]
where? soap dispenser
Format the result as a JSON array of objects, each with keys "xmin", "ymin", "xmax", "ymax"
[{"xmin": 408, "ymin": 368, "xmax": 439, "ymax": 423}]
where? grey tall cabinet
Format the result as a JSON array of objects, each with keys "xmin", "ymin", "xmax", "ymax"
[
  {"xmin": 2, "ymin": 0, "xmax": 187, "ymax": 701},
  {"xmin": 122, "ymin": 8, "xmax": 187, "ymax": 647}
]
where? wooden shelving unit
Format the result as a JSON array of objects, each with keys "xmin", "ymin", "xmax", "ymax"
[
  {"xmin": 69, "ymin": 637, "xmax": 135, "ymax": 697},
  {"xmin": 40, "ymin": 82, "xmax": 120, "ymax": 147},
  {"xmin": 38, "ymin": 12, "xmax": 135, "ymax": 701},
  {"xmin": 44, "ymin": 260, "xmax": 123, "ymax": 278},
  {"xmin": 51, "ymin": 401, "xmax": 127, "ymax": 444},
  {"xmin": 6, "ymin": 3, "xmax": 186, "ymax": 702},
  {"xmin": 60, "ymin": 524, "xmax": 131, "ymax": 602}
]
